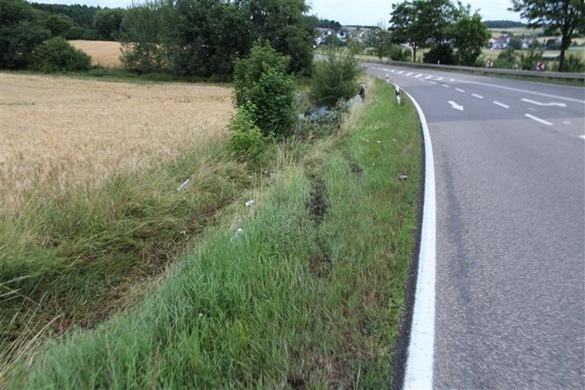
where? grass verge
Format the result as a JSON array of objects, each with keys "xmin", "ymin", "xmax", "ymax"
[{"xmin": 3, "ymin": 77, "xmax": 421, "ymax": 388}]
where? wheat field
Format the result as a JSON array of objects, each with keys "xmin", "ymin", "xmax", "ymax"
[
  {"xmin": 0, "ymin": 73, "xmax": 233, "ymax": 211},
  {"xmin": 69, "ymin": 40, "xmax": 123, "ymax": 68}
]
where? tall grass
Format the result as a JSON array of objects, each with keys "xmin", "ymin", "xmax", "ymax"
[{"xmin": 4, "ymin": 77, "xmax": 421, "ymax": 388}]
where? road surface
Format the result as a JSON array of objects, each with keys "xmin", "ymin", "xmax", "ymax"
[{"xmin": 365, "ymin": 64, "xmax": 585, "ymax": 389}]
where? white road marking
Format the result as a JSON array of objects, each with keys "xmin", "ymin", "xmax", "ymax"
[
  {"xmin": 407, "ymin": 72, "xmax": 414, "ymax": 76},
  {"xmin": 442, "ymin": 84, "xmax": 451, "ymax": 88},
  {"xmin": 525, "ymin": 114, "xmax": 552, "ymax": 126},
  {"xmin": 472, "ymin": 94, "xmax": 484, "ymax": 99},
  {"xmin": 402, "ymin": 90, "xmax": 437, "ymax": 390},
  {"xmin": 564, "ymin": 121, "xmax": 571, "ymax": 125},
  {"xmin": 493, "ymin": 101, "xmax": 510, "ymax": 109},
  {"xmin": 425, "ymin": 75, "xmax": 433, "ymax": 79},
  {"xmin": 449, "ymin": 78, "xmax": 456, "ymax": 82},
  {"xmin": 579, "ymin": 135, "xmax": 585, "ymax": 140},
  {"xmin": 415, "ymin": 74, "xmax": 423, "ymax": 78},
  {"xmin": 437, "ymin": 77, "xmax": 444, "ymax": 81},
  {"xmin": 398, "ymin": 71, "xmax": 405, "ymax": 74},
  {"xmin": 448, "ymin": 101, "xmax": 464, "ymax": 111},
  {"xmin": 455, "ymin": 88, "xmax": 465, "ymax": 93},
  {"xmin": 429, "ymin": 81, "xmax": 437, "ymax": 85},
  {"xmin": 521, "ymin": 98, "xmax": 567, "ymax": 107},
  {"xmin": 462, "ymin": 80, "xmax": 585, "ymax": 104}
]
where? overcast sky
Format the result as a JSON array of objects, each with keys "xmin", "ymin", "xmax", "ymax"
[{"xmin": 29, "ymin": 0, "xmax": 523, "ymax": 25}]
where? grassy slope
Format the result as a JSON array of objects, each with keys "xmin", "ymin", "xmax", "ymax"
[{"xmin": 5, "ymin": 78, "xmax": 421, "ymax": 388}]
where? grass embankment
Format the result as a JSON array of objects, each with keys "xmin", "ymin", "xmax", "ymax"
[{"xmin": 4, "ymin": 78, "xmax": 421, "ymax": 388}]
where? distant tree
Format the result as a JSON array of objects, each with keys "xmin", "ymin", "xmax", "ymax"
[
  {"xmin": 369, "ymin": 28, "xmax": 394, "ymax": 58},
  {"xmin": 94, "ymin": 8, "xmax": 125, "ymax": 40},
  {"xmin": 318, "ymin": 18, "xmax": 342, "ymax": 31},
  {"xmin": 389, "ymin": 0, "xmax": 456, "ymax": 62},
  {"xmin": 508, "ymin": 36, "xmax": 523, "ymax": 50},
  {"xmin": 119, "ymin": 1, "xmax": 170, "ymax": 73},
  {"xmin": 451, "ymin": 6, "xmax": 490, "ymax": 66},
  {"xmin": 484, "ymin": 20, "xmax": 526, "ymax": 28},
  {"xmin": 0, "ymin": 0, "xmax": 50, "ymax": 69},
  {"xmin": 511, "ymin": 0, "xmax": 585, "ymax": 71},
  {"xmin": 45, "ymin": 14, "xmax": 73, "ymax": 37}
]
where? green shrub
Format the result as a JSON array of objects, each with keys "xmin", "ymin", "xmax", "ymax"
[
  {"xmin": 228, "ymin": 103, "xmax": 265, "ymax": 160},
  {"xmin": 423, "ymin": 44, "xmax": 455, "ymax": 65},
  {"xmin": 563, "ymin": 54, "xmax": 585, "ymax": 72},
  {"xmin": 519, "ymin": 49, "xmax": 543, "ymax": 71},
  {"xmin": 30, "ymin": 37, "xmax": 90, "ymax": 72},
  {"xmin": 310, "ymin": 48, "xmax": 361, "ymax": 107},
  {"xmin": 233, "ymin": 43, "xmax": 297, "ymax": 138}
]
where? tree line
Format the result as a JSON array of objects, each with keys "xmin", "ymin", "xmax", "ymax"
[
  {"xmin": 1, "ymin": 0, "xmax": 318, "ymax": 78},
  {"xmin": 386, "ymin": 0, "xmax": 584, "ymax": 72}
]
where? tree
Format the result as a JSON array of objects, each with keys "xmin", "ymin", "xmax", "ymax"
[
  {"xmin": 369, "ymin": 28, "xmax": 394, "ymax": 59},
  {"xmin": 0, "ymin": 0, "xmax": 50, "ymax": 69},
  {"xmin": 94, "ymin": 8, "xmax": 125, "ymax": 40},
  {"xmin": 389, "ymin": 0, "xmax": 455, "ymax": 62},
  {"xmin": 119, "ymin": 1, "xmax": 170, "ymax": 73},
  {"xmin": 233, "ymin": 44, "xmax": 296, "ymax": 137},
  {"xmin": 30, "ymin": 36, "xmax": 91, "ymax": 72},
  {"xmin": 511, "ymin": 0, "xmax": 585, "ymax": 71},
  {"xmin": 452, "ymin": 12, "xmax": 491, "ymax": 66},
  {"xmin": 310, "ymin": 47, "xmax": 361, "ymax": 107},
  {"xmin": 247, "ymin": 0, "xmax": 315, "ymax": 76}
]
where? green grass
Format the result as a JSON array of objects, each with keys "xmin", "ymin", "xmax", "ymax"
[{"xmin": 3, "ymin": 78, "xmax": 421, "ymax": 388}]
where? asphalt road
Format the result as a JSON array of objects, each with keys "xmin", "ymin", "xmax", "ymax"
[{"xmin": 365, "ymin": 64, "xmax": 585, "ymax": 389}]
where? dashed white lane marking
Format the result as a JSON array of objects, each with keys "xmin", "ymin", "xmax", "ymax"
[
  {"xmin": 402, "ymin": 90, "xmax": 437, "ymax": 390},
  {"xmin": 521, "ymin": 98, "xmax": 567, "ymax": 108},
  {"xmin": 579, "ymin": 135, "xmax": 585, "ymax": 140},
  {"xmin": 493, "ymin": 101, "xmax": 510, "ymax": 109},
  {"xmin": 442, "ymin": 84, "xmax": 450, "ymax": 88},
  {"xmin": 455, "ymin": 88, "xmax": 465, "ymax": 93},
  {"xmin": 429, "ymin": 81, "xmax": 437, "ymax": 85},
  {"xmin": 525, "ymin": 114, "xmax": 553, "ymax": 126},
  {"xmin": 425, "ymin": 75, "xmax": 433, "ymax": 80},
  {"xmin": 415, "ymin": 74, "xmax": 423, "ymax": 78},
  {"xmin": 407, "ymin": 72, "xmax": 414, "ymax": 76},
  {"xmin": 472, "ymin": 94, "xmax": 484, "ymax": 99},
  {"xmin": 398, "ymin": 71, "xmax": 405, "ymax": 74},
  {"xmin": 437, "ymin": 77, "xmax": 444, "ymax": 81}
]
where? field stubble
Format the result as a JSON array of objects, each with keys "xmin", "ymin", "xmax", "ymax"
[{"xmin": 0, "ymin": 73, "xmax": 233, "ymax": 211}]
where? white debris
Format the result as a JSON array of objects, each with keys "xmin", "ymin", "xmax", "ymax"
[
  {"xmin": 245, "ymin": 200, "xmax": 255, "ymax": 207},
  {"xmin": 177, "ymin": 178, "xmax": 191, "ymax": 192}
]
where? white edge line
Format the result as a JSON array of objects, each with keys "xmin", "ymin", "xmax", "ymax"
[
  {"xmin": 525, "ymin": 113, "xmax": 553, "ymax": 126},
  {"xmin": 493, "ymin": 101, "xmax": 510, "ymax": 109},
  {"xmin": 472, "ymin": 94, "xmax": 484, "ymax": 99},
  {"xmin": 402, "ymin": 89, "xmax": 437, "ymax": 390}
]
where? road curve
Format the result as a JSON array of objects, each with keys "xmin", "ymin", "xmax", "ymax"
[{"xmin": 365, "ymin": 64, "xmax": 585, "ymax": 389}]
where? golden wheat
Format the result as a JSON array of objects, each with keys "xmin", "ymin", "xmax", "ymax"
[
  {"xmin": 69, "ymin": 40, "xmax": 123, "ymax": 68},
  {"xmin": 0, "ymin": 73, "xmax": 234, "ymax": 211}
]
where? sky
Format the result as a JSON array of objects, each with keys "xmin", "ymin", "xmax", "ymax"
[{"xmin": 29, "ymin": 0, "xmax": 523, "ymax": 26}]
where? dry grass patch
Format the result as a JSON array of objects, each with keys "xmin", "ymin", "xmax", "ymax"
[
  {"xmin": 69, "ymin": 40, "xmax": 123, "ymax": 67},
  {"xmin": 0, "ymin": 73, "xmax": 233, "ymax": 211}
]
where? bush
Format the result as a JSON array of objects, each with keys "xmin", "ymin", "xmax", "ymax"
[
  {"xmin": 310, "ymin": 48, "xmax": 361, "ymax": 107},
  {"xmin": 519, "ymin": 49, "xmax": 542, "ymax": 70},
  {"xmin": 228, "ymin": 103, "xmax": 265, "ymax": 160},
  {"xmin": 233, "ymin": 44, "xmax": 297, "ymax": 138},
  {"xmin": 563, "ymin": 54, "xmax": 585, "ymax": 72},
  {"xmin": 423, "ymin": 44, "xmax": 455, "ymax": 65},
  {"xmin": 30, "ymin": 37, "xmax": 91, "ymax": 72}
]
